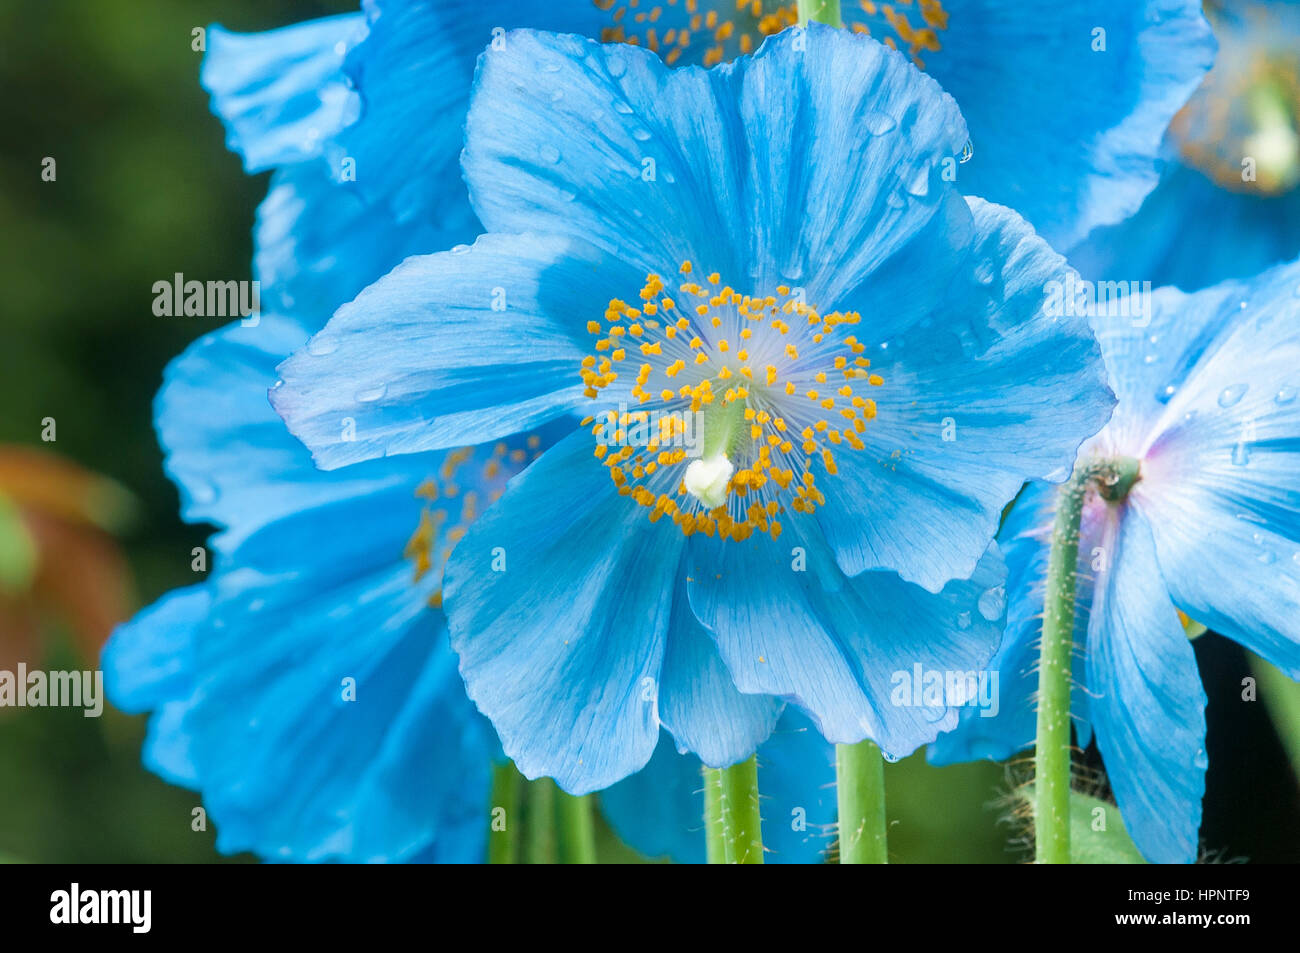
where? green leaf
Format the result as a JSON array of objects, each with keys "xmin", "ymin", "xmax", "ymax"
[
  {"xmin": 1066, "ymin": 792, "xmax": 1147, "ymax": 864},
  {"xmin": 1017, "ymin": 785, "xmax": 1146, "ymax": 863},
  {"xmin": 1250, "ymin": 652, "xmax": 1300, "ymax": 782}
]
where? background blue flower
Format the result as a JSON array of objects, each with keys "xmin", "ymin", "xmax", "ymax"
[
  {"xmin": 207, "ymin": 0, "xmax": 1212, "ymax": 322},
  {"xmin": 1071, "ymin": 0, "xmax": 1300, "ymax": 290},
  {"xmin": 933, "ymin": 254, "xmax": 1300, "ymax": 863}
]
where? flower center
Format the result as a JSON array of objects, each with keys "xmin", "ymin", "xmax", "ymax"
[
  {"xmin": 579, "ymin": 262, "xmax": 883, "ymax": 541},
  {"xmin": 1170, "ymin": 1, "xmax": 1300, "ymax": 197},
  {"xmin": 592, "ymin": 0, "xmax": 951, "ymax": 70},
  {"xmin": 593, "ymin": 0, "xmax": 799, "ymax": 66},
  {"xmin": 404, "ymin": 436, "xmax": 543, "ymax": 604}
]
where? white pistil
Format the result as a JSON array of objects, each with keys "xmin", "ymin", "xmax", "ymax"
[{"xmin": 684, "ymin": 453, "xmax": 735, "ymax": 509}]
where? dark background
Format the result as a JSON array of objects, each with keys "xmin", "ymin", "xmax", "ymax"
[{"xmin": 0, "ymin": 0, "xmax": 1295, "ymax": 863}]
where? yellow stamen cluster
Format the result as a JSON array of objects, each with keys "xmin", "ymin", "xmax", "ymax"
[
  {"xmin": 593, "ymin": 0, "xmax": 798, "ymax": 67},
  {"xmin": 580, "ymin": 262, "xmax": 883, "ymax": 542},
  {"xmin": 848, "ymin": 0, "xmax": 948, "ymax": 69},
  {"xmin": 403, "ymin": 435, "xmax": 545, "ymax": 605}
]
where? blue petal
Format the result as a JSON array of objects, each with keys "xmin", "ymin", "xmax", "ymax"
[
  {"xmin": 599, "ymin": 733, "xmax": 710, "ymax": 864},
  {"xmin": 601, "ymin": 711, "xmax": 835, "ymax": 864},
  {"xmin": 102, "ymin": 586, "xmax": 209, "ymax": 788},
  {"xmin": 253, "ymin": 161, "xmax": 473, "ymax": 324},
  {"xmin": 333, "ymin": 0, "xmax": 605, "ymax": 224},
  {"xmin": 443, "ymin": 426, "xmax": 682, "ymax": 794},
  {"xmin": 687, "ymin": 519, "xmax": 1007, "ymax": 757},
  {"xmin": 103, "ymin": 585, "xmax": 206, "ymax": 714},
  {"xmin": 156, "ymin": 315, "xmax": 435, "ymax": 547},
  {"xmin": 191, "ymin": 504, "xmax": 496, "ymax": 863},
  {"xmin": 814, "ymin": 198, "xmax": 1115, "ymax": 591},
  {"xmin": 201, "ymin": 15, "xmax": 366, "ymax": 173},
  {"xmin": 853, "ymin": 0, "xmax": 1214, "ymax": 249},
  {"xmin": 1128, "ymin": 258, "xmax": 1300, "ymax": 675},
  {"xmin": 1072, "ymin": 163, "xmax": 1300, "ymax": 293},
  {"xmin": 659, "ymin": 563, "xmax": 784, "ymax": 768},
  {"xmin": 273, "ymin": 233, "xmax": 633, "ymax": 469},
  {"xmin": 1085, "ymin": 505, "xmax": 1206, "ymax": 864},
  {"xmin": 463, "ymin": 25, "xmax": 968, "ymax": 296}
]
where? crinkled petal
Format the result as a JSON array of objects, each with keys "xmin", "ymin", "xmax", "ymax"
[
  {"xmin": 443, "ymin": 426, "xmax": 683, "ymax": 794},
  {"xmin": 854, "ymin": 0, "xmax": 1214, "ymax": 249},
  {"xmin": 1132, "ymin": 259, "xmax": 1300, "ymax": 675},
  {"xmin": 201, "ymin": 15, "xmax": 366, "ymax": 173},
  {"xmin": 463, "ymin": 25, "xmax": 968, "ymax": 296},
  {"xmin": 273, "ymin": 233, "xmax": 633, "ymax": 469},
  {"xmin": 1085, "ymin": 504, "xmax": 1206, "ymax": 864},
  {"xmin": 658, "ymin": 561, "xmax": 784, "ymax": 768},
  {"xmin": 687, "ymin": 519, "xmax": 1007, "ymax": 756},
  {"xmin": 814, "ymin": 198, "xmax": 1115, "ymax": 590},
  {"xmin": 157, "ymin": 315, "xmax": 435, "ymax": 547}
]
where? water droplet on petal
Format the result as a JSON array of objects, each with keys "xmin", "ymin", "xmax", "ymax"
[
  {"xmin": 1218, "ymin": 383, "xmax": 1249, "ymax": 408},
  {"xmin": 1232, "ymin": 442, "xmax": 1251, "ymax": 466},
  {"xmin": 977, "ymin": 586, "xmax": 1006, "ymax": 621},
  {"xmin": 1276, "ymin": 386, "xmax": 1297, "ymax": 405},
  {"xmin": 631, "ymin": 128, "xmax": 651, "ymax": 142},
  {"xmin": 956, "ymin": 611, "xmax": 972, "ymax": 630},
  {"xmin": 356, "ymin": 384, "xmax": 387, "ymax": 403},
  {"xmin": 307, "ymin": 335, "xmax": 340, "ymax": 356},
  {"xmin": 861, "ymin": 111, "xmax": 898, "ymax": 136},
  {"xmin": 1156, "ymin": 383, "xmax": 1177, "ymax": 404},
  {"xmin": 449, "ymin": 244, "xmax": 472, "ymax": 256},
  {"xmin": 539, "ymin": 144, "xmax": 561, "ymax": 164},
  {"xmin": 606, "ymin": 56, "xmax": 627, "ymax": 78}
]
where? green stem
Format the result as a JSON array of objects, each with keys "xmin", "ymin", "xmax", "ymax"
[
  {"xmin": 708, "ymin": 757, "xmax": 764, "ymax": 864},
  {"xmin": 836, "ymin": 740, "xmax": 888, "ymax": 863},
  {"xmin": 797, "ymin": 0, "xmax": 843, "ymax": 27},
  {"xmin": 525, "ymin": 778, "xmax": 557, "ymax": 865},
  {"xmin": 1036, "ymin": 456, "xmax": 1140, "ymax": 864},
  {"xmin": 487, "ymin": 762, "xmax": 523, "ymax": 864},
  {"xmin": 703, "ymin": 767, "xmax": 725, "ymax": 864},
  {"xmin": 556, "ymin": 791, "xmax": 597, "ymax": 864}
]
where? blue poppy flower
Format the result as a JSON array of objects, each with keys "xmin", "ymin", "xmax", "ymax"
[
  {"xmin": 1071, "ymin": 0, "xmax": 1300, "ymax": 290},
  {"xmin": 208, "ymin": 0, "xmax": 1211, "ymax": 319},
  {"xmin": 931, "ymin": 254, "xmax": 1300, "ymax": 864},
  {"xmin": 271, "ymin": 26, "xmax": 1113, "ymax": 793},
  {"xmin": 102, "ymin": 314, "xmax": 565, "ymax": 861}
]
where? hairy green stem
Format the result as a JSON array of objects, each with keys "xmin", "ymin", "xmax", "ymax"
[
  {"xmin": 836, "ymin": 739, "xmax": 888, "ymax": 863},
  {"xmin": 704, "ymin": 767, "xmax": 725, "ymax": 863},
  {"xmin": 707, "ymin": 757, "xmax": 764, "ymax": 863},
  {"xmin": 1036, "ymin": 456, "xmax": 1140, "ymax": 863},
  {"xmin": 798, "ymin": 0, "xmax": 843, "ymax": 27}
]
